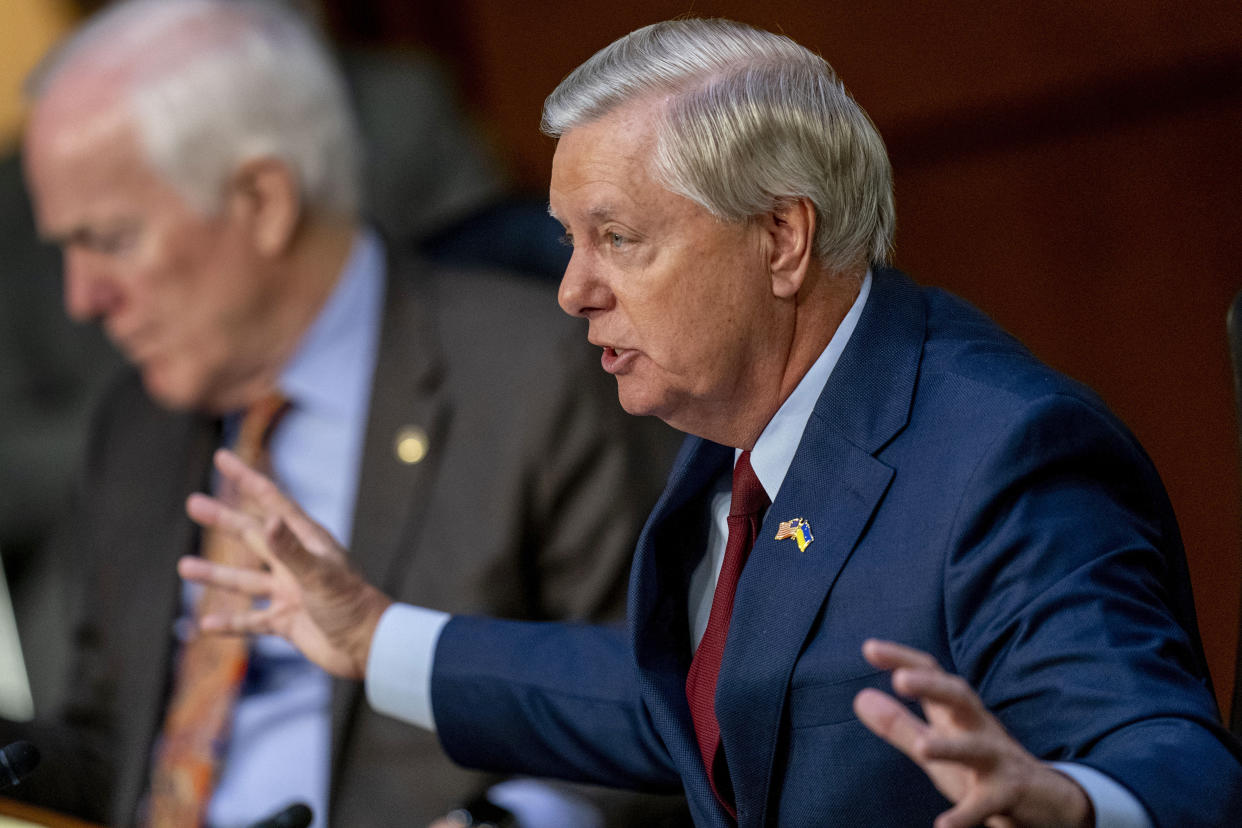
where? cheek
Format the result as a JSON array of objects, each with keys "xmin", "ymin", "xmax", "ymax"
[
  {"xmin": 652, "ymin": 270, "xmax": 752, "ymax": 359},
  {"xmin": 154, "ymin": 226, "xmax": 246, "ymax": 327}
]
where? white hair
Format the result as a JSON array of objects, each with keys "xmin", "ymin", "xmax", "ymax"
[
  {"xmin": 542, "ymin": 19, "xmax": 894, "ymax": 271},
  {"xmin": 27, "ymin": 0, "xmax": 361, "ymax": 217}
]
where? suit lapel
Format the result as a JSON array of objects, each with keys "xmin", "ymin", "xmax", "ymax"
[
  {"xmin": 720, "ymin": 270, "xmax": 926, "ymax": 823},
  {"xmin": 330, "ymin": 257, "xmax": 450, "ymax": 758},
  {"xmin": 628, "ymin": 437, "xmax": 737, "ymax": 825},
  {"xmin": 629, "ymin": 436, "xmax": 730, "ymax": 685},
  {"xmin": 717, "ymin": 433, "xmax": 893, "ymax": 822},
  {"xmin": 115, "ymin": 397, "xmax": 219, "ymax": 824}
]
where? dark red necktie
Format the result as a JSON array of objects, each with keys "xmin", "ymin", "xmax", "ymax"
[{"xmin": 685, "ymin": 450, "xmax": 769, "ymax": 817}]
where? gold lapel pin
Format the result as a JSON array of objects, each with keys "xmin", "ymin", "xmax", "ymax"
[
  {"xmin": 775, "ymin": 517, "xmax": 814, "ymax": 552},
  {"xmin": 394, "ymin": 425, "xmax": 429, "ymax": 465}
]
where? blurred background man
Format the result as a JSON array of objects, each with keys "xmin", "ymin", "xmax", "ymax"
[
  {"xmin": 4, "ymin": 1, "xmax": 683, "ymax": 825},
  {"xmin": 0, "ymin": 0, "xmax": 560, "ymax": 718}
]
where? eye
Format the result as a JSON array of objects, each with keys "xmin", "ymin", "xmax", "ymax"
[
  {"xmin": 97, "ymin": 232, "xmax": 135, "ymax": 254},
  {"xmin": 609, "ymin": 232, "xmax": 626, "ymax": 249},
  {"xmin": 81, "ymin": 225, "xmax": 139, "ymax": 255}
]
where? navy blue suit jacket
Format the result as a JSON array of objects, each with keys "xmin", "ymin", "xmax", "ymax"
[{"xmin": 431, "ymin": 269, "xmax": 1242, "ymax": 826}]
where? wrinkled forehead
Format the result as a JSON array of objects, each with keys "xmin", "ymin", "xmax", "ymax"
[{"xmin": 549, "ymin": 99, "xmax": 667, "ymax": 213}]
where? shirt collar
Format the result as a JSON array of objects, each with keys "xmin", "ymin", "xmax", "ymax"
[{"xmin": 745, "ymin": 270, "xmax": 872, "ymax": 497}]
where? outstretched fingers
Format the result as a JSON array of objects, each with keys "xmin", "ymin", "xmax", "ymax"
[
  {"xmin": 853, "ymin": 684, "xmax": 991, "ymax": 779},
  {"xmin": 199, "ymin": 604, "xmax": 285, "ymax": 637},
  {"xmin": 854, "ymin": 686, "xmax": 1001, "ymax": 773},
  {"xmin": 855, "ymin": 640, "xmax": 1091, "ymax": 827},
  {"xmin": 176, "ymin": 556, "xmax": 281, "ymax": 638},
  {"xmin": 853, "ymin": 687, "xmax": 929, "ymax": 761},
  {"xmin": 917, "ymin": 732, "xmax": 1000, "ymax": 767},
  {"xmin": 213, "ymin": 449, "xmax": 336, "ymax": 552},
  {"xmin": 185, "ymin": 491, "xmax": 276, "ymax": 563},
  {"xmin": 861, "ymin": 638, "xmax": 940, "ymax": 671},
  {"xmin": 262, "ymin": 513, "xmax": 326, "ymax": 578},
  {"xmin": 896, "ymin": 667, "xmax": 989, "ymax": 727},
  {"xmin": 213, "ymin": 449, "xmax": 300, "ymax": 519},
  {"xmin": 863, "ymin": 638, "xmax": 987, "ymax": 728},
  {"xmin": 178, "ymin": 555, "xmax": 273, "ymax": 597},
  {"xmin": 934, "ymin": 790, "xmax": 1017, "ymax": 828}
]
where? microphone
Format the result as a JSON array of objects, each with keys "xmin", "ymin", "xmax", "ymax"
[
  {"xmin": 248, "ymin": 802, "xmax": 313, "ymax": 828},
  {"xmin": 0, "ymin": 741, "xmax": 39, "ymax": 790}
]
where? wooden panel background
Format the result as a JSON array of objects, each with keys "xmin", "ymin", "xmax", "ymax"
[
  {"xmin": 326, "ymin": 0, "xmax": 1242, "ymax": 714},
  {"xmin": 0, "ymin": 0, "xmax": 76, "ymax": 150}
]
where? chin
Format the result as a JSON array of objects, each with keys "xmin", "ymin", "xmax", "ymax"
[
  {"xmin": 615, "ymin": 379, "xmax": 674, "ymax": 422},
  {"xmin": 141, "ymin": 365, "xmax": 209, "ymax": 412}
]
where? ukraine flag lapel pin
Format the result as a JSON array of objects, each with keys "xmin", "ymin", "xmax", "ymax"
[{"xmin": 775, "ymin": 517, "xmax": 814, "ymax": 552}]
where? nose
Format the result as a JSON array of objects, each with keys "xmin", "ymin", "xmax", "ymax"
[
  {"xmin": 62, "ymin": 248, "xmax": 122, "ymax": 322},
  {"xmin": 557, "ymin": 248, "xmax": 612, "ymax": 319}
]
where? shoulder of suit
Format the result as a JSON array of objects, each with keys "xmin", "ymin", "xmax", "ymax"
[{"xmin": 908, "ymin": 281, "xmax": 1112, "ymax": 417}]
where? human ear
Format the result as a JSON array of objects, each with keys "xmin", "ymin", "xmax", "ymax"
[
  {"xmin": 765, "ymin": 197, "xmax": 815, "ymax": 299},
  {"xmin": 228, "ymin": 157, "xmax": 302, "ymax": 257}
]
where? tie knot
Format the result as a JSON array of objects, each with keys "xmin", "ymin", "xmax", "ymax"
[
  {"xmin": 233, "ymin": 391, "xmax": 291, "ymax": 466},
  {"xmin": 730, "ymin": 450, "xmax": 769, "ymax": 518}
]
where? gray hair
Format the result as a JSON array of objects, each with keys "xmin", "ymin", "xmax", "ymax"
[
  {"xmin": 542, "ymin": 19, "xmax": 894, "ymax": 271},
  {"xmin": 27, "ymin": 0, "xmax": 361, "ymax": 217}
]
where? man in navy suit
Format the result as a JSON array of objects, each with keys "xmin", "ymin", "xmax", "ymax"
[{"xmin": 183, "ymin": 18, "xmax": 1242, "ymax": 827}]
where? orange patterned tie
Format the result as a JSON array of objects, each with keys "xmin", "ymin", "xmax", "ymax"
[{"xmin": 146, "ymin": 392, "xmax": 290, "ymax": 828}]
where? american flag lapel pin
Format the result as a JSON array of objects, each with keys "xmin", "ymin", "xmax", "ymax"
[{"xmin": 775, "ymin": 517, "xmax": 814, "ymax": 552}]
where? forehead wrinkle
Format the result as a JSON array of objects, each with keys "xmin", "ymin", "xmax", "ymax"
[{"xmin": 587, "ymin": 204, "xmax": 621, "ymax": 222}]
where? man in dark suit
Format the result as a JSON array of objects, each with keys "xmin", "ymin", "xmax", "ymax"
[
  {"xmin": 183, "ymin": 17, "xmax": 1242, "ymax": 828},
  {"xmin": 11, "ymin": 1, "xmax": 682, "ymax": 826}
]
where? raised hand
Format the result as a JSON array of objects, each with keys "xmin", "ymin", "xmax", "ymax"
[
  {"xmin": 853, "ymin": 639, "xmax": 1092, "ymax": 828},
  {"xmin": 180, "ymin": 448, "xmax": 393, "ymax": 680}
]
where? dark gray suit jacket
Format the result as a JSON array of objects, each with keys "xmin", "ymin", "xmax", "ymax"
[{"xmin": 9, "ymin": 256, "xmax": 684, "ymax": 826}]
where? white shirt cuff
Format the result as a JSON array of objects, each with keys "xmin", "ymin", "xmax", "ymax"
[
  {"xmin": 1051, "ymin": 762, "xmax": 1152, "ymax": 828},
  {"xmin": 364, "ymin": 603, "xmax": 450, "ymax": 730}
]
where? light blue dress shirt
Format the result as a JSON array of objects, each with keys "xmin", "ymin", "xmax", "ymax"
[
  {"xmin": 203, "ymin": 229, "xmax": 385, "ymax": 828},
  {"xmin": 369, "ymin": 271, "xmax": 1149, "ymax": 827}
]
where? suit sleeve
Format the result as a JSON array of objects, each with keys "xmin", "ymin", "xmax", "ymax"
[
  {"xmin": 431, "ymin": 615, "xmax": 682, "ymax": 792},
  {"xmin": 942, "ymin": 392, "xmax": 1242, "ymax": 827}
]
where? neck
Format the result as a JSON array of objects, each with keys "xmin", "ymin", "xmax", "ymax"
[
  {"xmin": 209, "ymin": 216, "xmax": 359, "ymax": 413},
  {"xmin": 711, "ymin": 264, "xmax": 864, "ymax": 450}
]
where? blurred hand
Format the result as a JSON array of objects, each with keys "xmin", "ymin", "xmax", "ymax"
[
  {"xmin": 853, "ymin": 639, "xmax": 1092, "ymax": 828},
  {"xmin": 180, "ymin": 448, "xmax": 393, "ymax": 680}
]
